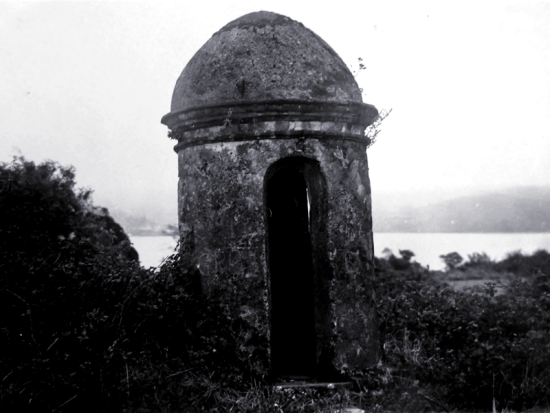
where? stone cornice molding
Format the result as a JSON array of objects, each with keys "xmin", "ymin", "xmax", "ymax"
[{"xmin": 161, "ymin": 99, "xmax": 378, "ymax": 152}]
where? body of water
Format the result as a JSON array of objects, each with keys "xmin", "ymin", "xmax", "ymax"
[
  {"xmin": 130, "ymin": 233, "xmax": 550, "ymax": 271},
  {"xmin": 130, "ymin": 236, "xmax": 178, "ymax": 269}
]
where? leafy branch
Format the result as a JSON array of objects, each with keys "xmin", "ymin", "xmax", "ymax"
[{"xmin": 366, "ymin": 108, "xmax": 392, "ymax": 149}]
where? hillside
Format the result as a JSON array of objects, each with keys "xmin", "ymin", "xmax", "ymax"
[
  {"xmin": 373, "ymin": 186, "xmax": 550, "ymax": 233},
  {"xmin": 110, "ymin": 186, "xmax": 550, "ymax": 235}
]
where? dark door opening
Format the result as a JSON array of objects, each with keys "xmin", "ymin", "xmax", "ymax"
[{"xmin": 266, "ymin": 166, "xmax": 316, "ymax": 377}]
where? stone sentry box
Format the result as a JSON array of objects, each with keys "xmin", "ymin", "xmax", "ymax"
[{"xmin": 161, "ymin": 11, "xmax": 379, "ymax": 379}]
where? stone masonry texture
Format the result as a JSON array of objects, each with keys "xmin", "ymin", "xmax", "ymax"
[{"xmin": 162, "ymin": 10, "xmax": 379, "ymax": 377}]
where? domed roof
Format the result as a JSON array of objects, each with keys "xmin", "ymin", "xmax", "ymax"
[{"xmin": 169, "ymin": 11, "xmax": 363, "ymax": 113}]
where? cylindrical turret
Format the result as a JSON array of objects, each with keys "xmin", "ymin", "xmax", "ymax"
[{"xmin": 162, "ymin": 11, "xmax": 379, "ymax": 379}]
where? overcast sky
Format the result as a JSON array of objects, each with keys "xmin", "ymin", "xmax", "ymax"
[{"xmin": 1, "ymin": 0, "xmax": 549, "ymax": 222}]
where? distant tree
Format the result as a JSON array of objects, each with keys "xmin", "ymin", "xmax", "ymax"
[
  {"xmin": 399, "ymin": 249, "xmax": 415, "ymax": 263},
  {"xmin": 439, "ymin": 251, "xmax": 463, "ymax": 271},
  {"xmin": 466, "ymin": 252, "xmax": 492, "ymax": 267},
  {"xmin": 495, "ymin": 249, "xmax": 550, "ymax": 277},
  {"xmin": 381, "ymin": 247, "xmax": 393, "ymax": 258},
  {"xmin": 380, "ymin": 249, "xmax": 417, "ymax": 272}
]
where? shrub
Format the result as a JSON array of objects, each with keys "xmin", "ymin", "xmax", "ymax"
[
  {"xmin": 374, "ymin": 251, "xmax": 550, "ymax": 412},
  {"xmin": 463, "ymin": 251, "xmax": 493, "ymax": 268},
  {"xmin": 439, "ymin": 251, "xmax": 463, "ymax": 271},
  {"xmin": 495, "ymin": 249, "xmax": 550, "ymax": 277},
  {"xmin": 0, "ymin": 157, "xmax": 266, "ymax": 412}
]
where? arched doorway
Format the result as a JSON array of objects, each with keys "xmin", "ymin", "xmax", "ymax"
[{"xmin": 265, "ymin": 161, "xmax": 317, "ymax": 377}]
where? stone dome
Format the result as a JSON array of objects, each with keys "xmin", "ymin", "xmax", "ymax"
[{"xmin": 169, "ymin": 11, "xmax": 363, "ymax": 114}]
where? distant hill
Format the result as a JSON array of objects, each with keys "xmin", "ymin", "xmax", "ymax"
[
  {"xmin": 373, "ymin": 187, "xmax": 550, "ymax": 233},
  {"xmin": 107, "ymin": 186, "xmax": 550, "ymax": 235}
]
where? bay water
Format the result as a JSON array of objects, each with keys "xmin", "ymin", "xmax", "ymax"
[{"xmin": 130, "ymin": 233, "xmax": 550, "ymax": 271}]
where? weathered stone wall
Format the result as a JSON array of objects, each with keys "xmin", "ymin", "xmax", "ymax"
[
  {"xmin": 164, "ymin": 10, "xmax": 380, "ymax": 378},
  {"xmin": 177, "ymin": 136, "xmax": 378, "ymax": 372}
]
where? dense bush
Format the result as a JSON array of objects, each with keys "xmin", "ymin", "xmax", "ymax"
[
  {"xmin": 495, "ymin": 249, "xmax": 550, "ymax": 277},
  {"xmin": 0, "ymin": 156, "xmax": 138, "ymax": 264},
  {"xmin": 374, "ymin": 249, "xmax": 550, "ymax": 412},
  {"xmin": 0, "ymin": 157, "xmax": 266, "ymax": 412},
  {"xmin": 1, "ymin": 157, "xmax": 134, "ymax": 411}
]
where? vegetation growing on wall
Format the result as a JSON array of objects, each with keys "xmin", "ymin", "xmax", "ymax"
[{"xmin": 364, "ymin": 108, "xmax": 392, "ymax": 149}]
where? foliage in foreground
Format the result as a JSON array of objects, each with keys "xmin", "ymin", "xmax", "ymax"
[
  {"xmin": 373, "ymin": 249, "xmax": 550, "ymax": 412},
  {"xmin": 2, "ymin": 156, "xmax": 550, "ymax": 412},
  {"xmin": 0, "ymin": 157, "xmax": 266, "ymax": 412}
]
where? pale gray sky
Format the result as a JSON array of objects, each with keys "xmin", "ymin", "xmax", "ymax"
[{"xmin": 1, "ymin": 0, "xmax": 549, "ymax": 222}]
